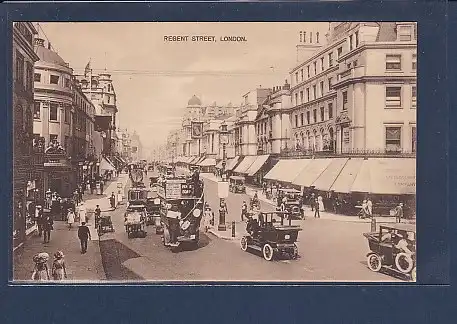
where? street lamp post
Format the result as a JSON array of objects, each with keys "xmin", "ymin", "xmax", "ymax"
[{"xmin": 218, "ymin": 121, "xmax": 229, "ymax": 232}]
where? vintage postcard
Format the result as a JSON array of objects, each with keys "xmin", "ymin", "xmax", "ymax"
[{"xmin": 12, "ymin": 22, "xmax": 416, "ymax": 283}]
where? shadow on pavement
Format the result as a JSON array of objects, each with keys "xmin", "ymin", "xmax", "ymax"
[
  {"xmin": 99, "ymin": 238, "xmax": 144, "ymax": 280},
  {"xmin": 171, "ymin": 232, "xmax": 212, "ymax": 253},
  {"xmin": 358, "ymin": 260, "xmax": 410, "ymax": 281}
]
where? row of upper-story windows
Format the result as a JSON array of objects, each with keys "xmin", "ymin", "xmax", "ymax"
[
  {"xmin": 34, "ymin": 72, "xmax": 71, "ymax": 88},
  {"xmin": 256, "ymin": 119, "xmax": 271, "ymax": 136},
  {"xmin": 385, "ymin": 53, "xmax": 417, "ymax": 72},
  {"xmin": 15, "ymin": 50, "xmax": 34, "ymax": 93},
  {"xmin": 293, "ymin": 76, "xmax": 335, "ymax": 106},
  {"xmin": 292, "ymin": 102, "xmax": 334, "ymax": 128}
]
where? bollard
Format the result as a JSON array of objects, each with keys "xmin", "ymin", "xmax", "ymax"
[
  {"xmin": 231, "ymin": 221, "xmax": 236, "ymax": 238},
  {"xmin": 371, "ymin": 217, "xmax": 376, "ymax": 232}
]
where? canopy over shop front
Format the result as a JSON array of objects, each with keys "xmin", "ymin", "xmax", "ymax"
[
  {"xmin": 99, "ymin": 157, "xmax": 116, "ymax": 173},
  {"xmin": 330, "ymin": 158, "xmax": 364, "ymax": 193},
  {"xmin": 233, "ymin": 156, "xmax": 258, "ymax": 174},
  {"xmin": 350, "ymin": 158, "xmax": 416, "ymax": 195},
  {"xmin": 226, "ymin": 156, "xmax": 241, "ymax": 171},
  {"xmin": 198, "ymin": 158, "xmax": 216, "ymax": 167},
  {"xmin": 184, "ymin": 156, "xmax": 194, "ymax": 164},
  {"xmin": 215, "ymin": 160, "xmax": 224, "ymax": 169},
  {"xmin": 245, "ymin": 155, "xmax": 270, "ymax": 176},
  {"xmin": 188, "ymin": 156, "xmax": 200, "ymax": 165},
  {"xmin": 311, "ymin": 158, "xmax": 349, "ymax": 191},
  {"xmin": 292, "ymin": 158, "xmax": 333, "ymax": 187},
  {"xmin": 264, "ymin": 159, "xmax": 312, "ymax": 183},
  {"xmin": 194, "ymin": 156, "xmax": 206, "ymax": 165}
]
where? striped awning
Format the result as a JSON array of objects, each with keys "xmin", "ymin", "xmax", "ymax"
[
  {"xmin": 233, "ymin": 156, "xmax": 257, "ymax": 174},
  {"xmin": 245, "ymin": 155, "xmax": 270, "ymax": 176},
  {"xmin": 226, "ymin": 156, "xmax": 241, "ymax": 171},
  {"xmin": 264, "ymin": 159, "xmax": 311, "ymax": 183},
  {"xmin": 198, "ymin": 158, "xmax": 216, "ymax": 167}
]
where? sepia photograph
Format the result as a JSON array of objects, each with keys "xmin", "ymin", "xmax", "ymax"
[{"xmin": 12, "ymin": 21, "xmax": 417, "ymax": 283}]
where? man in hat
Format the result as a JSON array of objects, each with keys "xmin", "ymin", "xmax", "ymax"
[
  {"xmin": 77, "ymin": 222, "xmax": 91, "ymax": 254},
  {"xmin": 395, "ymin": 203, "xmax": 404, "ymax": 223}
]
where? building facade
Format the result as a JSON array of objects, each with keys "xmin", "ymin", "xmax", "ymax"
[
  {"xmin": 289, "ymin": 22, "xmax": 417, "ymax": 155},
  {"xmin": 13, "ymin": 22, "xmax": 40, "ymax": 247}
]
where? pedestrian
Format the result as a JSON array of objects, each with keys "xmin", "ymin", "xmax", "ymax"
[
  {"xmin": 94, "ymin": 204, "xmax": 101, "ymax": 228},
  {"xmin": 67, "ymin": 208, "xmax": 75, "ymax": 230},
  {"xmin": 314, "ymin": 198, "xmax": 320, "ymax": 218},
  {"xmin": 203, "ymin": 203, "xmax": 212, "ymax": 232},
  {"xmin": 395, "ymin": 203, "xmax": 404, "ymax": 223},
  {"xmin": 51, "ymin": 251, "xmax": 67, "ymax": 281},
  {"xmin": 360, "ymin": 200, "xmax": 369, "ymax": 219},
  {"xmin": 310, "ymin": 193, "xmax": 316, "ymax": 211},
  {"xmin": 318, "ymin": 195, "xmax": 325, "ymax": 212},
  {"xmin": 109, "ymin": 193, "xmax": 116, "ymax": 210},
  {"xmin": 77, "ymin": 221, "xmax": 91, "ymax": 254},
  {"xmin": 42, "ymin": 214, "xmax": 53, "ymax": 243},
  {"xmin": 78, "ymin": 202, "xmax": 87, "ymax": 226},
  {"xmin": 36, "ymin": 205, "xmax": 43, "ymax": 237},
  {"xmin": 31, "ymin": 252, "xmax": 50, "ymax": 281},
  {"xmin": 78, "ymin": 185, "xmax": 83, "ymax": 202},
  {"xmin": 241, "ymin": 201, "xmax": 248, "ymax": 222},
  {"xmin": 367, "ymin": 197, "xmax": 373, "ymax": 217}
]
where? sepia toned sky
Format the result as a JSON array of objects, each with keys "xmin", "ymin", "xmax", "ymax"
[{"xmin": 38, "ymin": 22, "xmax": 330, "ymax": 149}]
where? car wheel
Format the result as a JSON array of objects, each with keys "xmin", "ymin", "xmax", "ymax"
[
  {"xmin": 411, "ymin": 267, "xmax": 417, "ymax": 282},
  {"xmin": 395, "ymin": 253, "xmax": 414, "ymax": 273},
  {"xmin": 263, "ymin": 244, "xmax": 274, "ymax": 261},
  {"xmin": 240, "ymin": 236, "xmax": 248, "ymax": 251},
  {"xmin": 367, "ymin": 253, "xmax": 382, "ymax": 272},
  {"xmin": 292, "ymin": 243, "xmax": 299, "ymax": 259}
]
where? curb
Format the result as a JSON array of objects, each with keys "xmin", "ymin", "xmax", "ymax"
[{"xmin": 208, "ymin": 228, "xmax": 240, "ymax": 241}]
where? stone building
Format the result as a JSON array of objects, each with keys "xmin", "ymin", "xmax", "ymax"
[{"xmin": 13, "ymin": 22, "xmax": 40, "ymax": 247}]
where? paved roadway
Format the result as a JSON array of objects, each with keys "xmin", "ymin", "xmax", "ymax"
[{"xmin": 99, "ymin": 170, "xmax": 404, "ymax": 282}]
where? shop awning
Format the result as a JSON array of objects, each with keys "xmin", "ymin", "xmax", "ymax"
[
  {"xmin": 215, "ymin": 160, "xmax": 224, "ymax": 169},
  {"xmin": 264, "ymin": 159, "xmax": 312, "ymax": 183},
  {"xmin": 193, "ymin": 156, "xmax": 205, "ymax": 165},
  {"xmin": 226, "ymin": 156, "xmax": 241, "ymax": 171},
  {"xmin": 99, "ymin": 157, "xmax": 116, "ymax": 172},
  {"xmin": 351, "ymin": 158, "xmax": 416, "ymax": 195},
  {"xmin": 312, "ymin": 158, "xmax": 349, "ymax": 191},
  {"xmin": 330, "ymin": 158, "xmax": 364, "ymax": 193},
  {"xmin": 233, "ymin": 156, "xmax": 258, "ymax": 174},
  {"xmin": 199, "ymin": 158, "xmax": 216, "ymax": 167},
  {"xmin": 188, "ymin": 156, "xmax": 199, "ymax": 164},
  {"xmin": 246, "ymin": 155, "xmax": 270, "ymax": 176},
  {"xmin": 292, "ymin": 158, "xmax": 333, "ymax": 187},
  {"xmin": 183, "ymin": 156, "xmax": 192, "ymax": 164}
]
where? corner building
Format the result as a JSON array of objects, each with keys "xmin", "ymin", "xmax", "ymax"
[{"xmin": 290, "ymin": 22, "xmax": 417, "ymax": 154}]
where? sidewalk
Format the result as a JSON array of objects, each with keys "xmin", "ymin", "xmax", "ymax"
[
  {"xmin": 13, "ymin": 220, "xmax": 106, "ymax": 281},
  {"xmin": 200, "ymin": 173, "xmax": 415, "ymax": 225}
]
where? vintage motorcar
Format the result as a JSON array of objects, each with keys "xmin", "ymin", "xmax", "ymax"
[
  {"xmin": 363, "ymin": 223, "xmax": 416, "ymax": 281},
  {"xmin": 229, "ymin": 176, "xmax": 246, "ymax": 194},
  {"xmin": 146, "ymin": 193, "xmax": 162, "ymax": 232},
  {"xmin": 97, "ymin": 215, "xmax": 114, "ymax": 235},
  {"xmin": 277, "ymin": 188, "xmax": 303, "ymax": 219},
  {"xmin": 124, "ymin": 204, "xmax": 147, "ymax": 238},
  {"xmin": 240, "ymin": 211, "xmax": 302, "ymax": 261}
]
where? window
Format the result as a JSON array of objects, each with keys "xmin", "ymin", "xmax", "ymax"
[
  {"xmin": 320, "ymin": 57, "xmax": 324, "ymax": 71},
  {"xmin": 385, "ymin": 126, "xmax": 402, "ymax": 152},
  {"xmin": 50, "ymin": 134, "xmax": 58, "ymax": 144},
  {"xmin": 320, "ymin": 81, "xmax": 324, "ymax": 97},
  {"xmin": 50, "ymin": 75, "xmax": 59, "ymax": 85},
  {"xmin": 386, "ymin": 55, "xmax": 402, "ymax": 71},
  {"xmin": 300, "ymin": 91, "xmax": 304, "ymax": 104},
  {"xmin": 301, "ymin": 69, "xmax": 304, "ymax": 81},
  {"xmin": 300, "ymin": 113, "xmax": 304, "ymax": 126},
  {"xmin": 34, "ymin": 73, "xmax": 41, "ymax": 82},
  {"xmin": 306, "ymin": 111, "xmax": 310, "ymax": 124},
  {"xmin": 411, "ymin": 127, "xmax": 417, "ymax": 153},
  {"xmin": 33, "ymin": 101, "xmax": 40, "ymax": 119},
  {"xmin": 65, "ymin": 78, "xmax": 70, "ymax": 88},
  {"xmin": 320, "ymin": 107, "xmax": 325, "ymax": 121},
  {"xmin": 337, "ymin": 47, "xmax": 343, "ymax": 58},
  {"xmin": 306, "ymin": 88, "xmax": 310, "ymax": 101},
  {"xmin": 295, "ymin": 93, "xmax": 298, "ymax": 105},
  {"xmin": 412, "ymin": 85, "xmax": 417, "ymax": 107},
  {"xmin": 328, "ymin": 77, "xmax": 333, "ymax": 90},
  {"xmin": 399, "ymin": 26, "xmax": 412, "ymax": 41},
  {"xmin": 313, "ymin": 109, "xmax": 317, "ymax": 123},
  {"xmin": 15, "ymin": 51, "xmax": 24, "ymax": 86},
  {"xmin": 64, "ymin": 106, "xmax": 70, "ymax": 124},
  {"xmin": 295, "ymin": 115, "xmax": 298, "ymax": 127},
  {"xmin": 26, "ymin": 62, "xmax": 33, "ymax": 91},
  {"xmin": 349, "ymin": 35, "xmax": 353, "ymax": 51},
  {"xmin": 328, "ymin": 103, "xmax": 333, "ymax": 119},
  {"xmin": 313, "ymin": 85, "xmax": 317, "ymax": 100},
  {"xmin": 328, "ymin": 52, "xmax": 333, "ymax": 67},
  {"xmin": 295, "ymin": 72, "xmax": 299, "ymax": 83},
  {"xmin": 49, "ymin": 102, "xmax": 58, "ymax": 121},
  {"xmin": 355, "ymin": 31, "xmax": 359, "ymax": 47},
  {"xmin": 313, "ymin": 62, "xmax": 317, "ymax": 75},
  {"xmin": 342, "ymin": 91, "xmax": 348, "ymax": 110},
  {"xmin": 412, "ymin": 54, "xmax": 417, "ymax": 70},
  {"xmin": 307, "ymin": 66, "xmax": 310, "ymax": 78},
  {"xmin": 385, "ymin": 86, "xmax": 402, "ymax": 107}
]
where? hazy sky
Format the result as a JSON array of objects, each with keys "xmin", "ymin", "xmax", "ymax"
[{"xmin": 38, "ymin": 22, "xmax": 330, "ymax": 149}]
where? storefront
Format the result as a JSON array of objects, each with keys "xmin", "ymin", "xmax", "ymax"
[
  {"xmin": 44, "ymin": 145, "xmax": 74, "ymax": 198},
  {"xmin": 244, "ymin": 155, "xmax": 270, "ymax": 185},
  {"xmin": 264, "ymin": 159, "xmax": 311, "ymax": 184},
  {"xmin": 198, "ymin": 157, "xmax": 216, "ymax": 173},
  {"xmin": 233, "ymin": 155, "xmax": 257, "ymax": 175}
]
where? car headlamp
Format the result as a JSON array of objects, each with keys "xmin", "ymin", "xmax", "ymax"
[{"xmin": 193, "ymin": 208, "xmax": 201, "ymax": 217}]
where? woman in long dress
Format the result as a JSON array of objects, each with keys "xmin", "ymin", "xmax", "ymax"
[
  {"xmin": 52, "ymin": 251, "xmax": 67, "ymax": 281},
  {"xmin": 78, "ymin": 203, "xmax": 87, "ymax": 226},
  {"xmin": 317, "ymin": 196, "xmax": 325, "ymax": 212},
  {"xmin": 32, "ymin": 253, "xmax": 50, "ymax": 281},
  {"xmin": 67, "ymin": 208, "xmax": 75, "ymax": 230}
]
